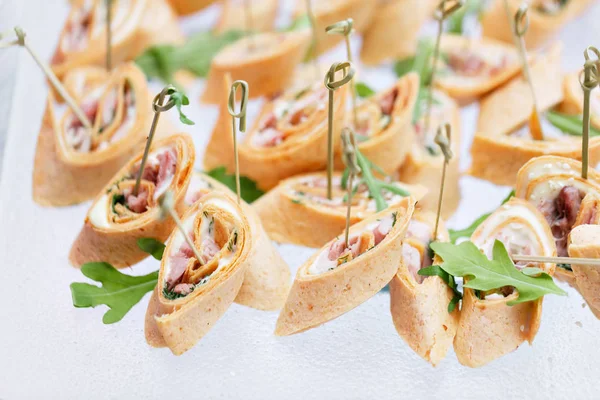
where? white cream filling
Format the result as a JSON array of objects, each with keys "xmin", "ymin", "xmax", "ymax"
[
  {"xmin": 473, "ymin": 204, "xmax": 554, "ymax": 269},
  {"xmin": 89, "ymin": 194, "xmax": 110, "ymax": 228}
]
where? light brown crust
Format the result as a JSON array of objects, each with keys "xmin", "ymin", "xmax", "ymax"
[
  {"xmin": 389, "ymin": 211, "xmax": 459, "ymax": 366},
  {"xmin": 334, "ymin": 73, "xmax": 419, "ymax": 174},
  {"xmin": 293, "ymin": 0, "xmax": 376, "ymax": 55},
  {"xmin": 435, "ymin": 34, "xmax": 522, "ymax": 105},
  {"xmin": 569, "ymin": 217, "xmax": 600, "ymax": 319},
  {"xmin": 167, "ymin": 0, "xmax": 216, "ymax": 15},
  {"xmin": 468, "ymin": 44, "xmax": 591, "ymax": 187},
  {"xmin": 360, "ymin": 0, "xmax": 429, "ymax": 65},
  {"xmin": 481, "ymin": 0, "xmax": 595, "ymax": 49},
  {"xmin": 453, "ymin": 198, "xmax": 556, "ymax": 368},
  {"xmin": 145, "ymin": 193, "xmax": 251, "ymax": 355},
  {"xmin": 51, "ymin": 0, "xmax": 183, "ymax": 80},
  {"xmin": 215, "ymin": 0, "xmax": 278, "ymax": 33},
  {"xmin": 69, "ymin": 134, "xmax": 195, "ymax": 268},
  {"xmin": 33, "ymin": 63, "xmax": 156, "ymax": 206},
  {"xmin": 275, "ymin": 197, "xmax": 416, "ymax": 336},
  {"xmin": 252, "ymin": 172, "xmax": 427, "ymax": 248},
  {"xmin": 201, "ymin": 31, "xmax": 311, "ymax": 104},
  {"xmin": 398, "ymin": 89, "xmax": 461, "ymax": 219},
  {"xmin": 204, "ymin": 74, "xmax": 347, "ymax": 190}
]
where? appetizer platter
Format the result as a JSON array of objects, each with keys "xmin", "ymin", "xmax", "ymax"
[{"xmin": 2, "ymin": 0, "xmax": 600, "ymax": 398}]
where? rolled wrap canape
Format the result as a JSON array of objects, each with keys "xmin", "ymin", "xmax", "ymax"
[
  {"xmin": 515, "ymin": 156, "xmax": 600, "ymax": 281},
  {"xmin": 434, "ymin": 34, "xmax": 522, "ymax": 105},
  {"xmin": 275, "ymin": 196, "xmax": 416, "ymax": 336},
  {"xmin": 184, "ymin": 171, "xmax": 291, "ymax": 310},
  {"xmin": 389, "ymin": 211, "xmax": 459, "ymax": 367},
  {"xmin": 569, "ymin": 224, "xmax": 600, "ymax": 319},
  {"xmin": 481, "ymin": 0, "xmax": 595, "ymax": 49},
  {"xmin": 560, "ymin": 70, "xmax": 600, "ymax": 129},
  {"xmin": 201, "ymin": 31, "xmax": 311, "ymax": 104},
  {"xmin": 469, "ymin": 44, "xmax": 577, "ymax": 186},
  {"xmin": 454, "ymin": 198, "xmax": 557, "ymax": 368},
  {"xmin": 398, "ymin": 89, "xmax": 461, "ymax": 219},
  {"xmin": 334, "ymin": 73, "xmax": 419, "ymax": 173},
  {"xmin": 215, "ymin": 0, "xmax": 279, "ymax": 33},
  {"xmin": 145, "ymin": 192, "xmax": 251, "ymax": 355},
  {"xmin": 253, "ymin": 171, "xmax": 427, "ymax": 248},
  {"xmin": 292, "ymin": 0, "xmax": 376, "ymax": 55},
  {"xmin": 51, "ymin": 0, "xmax": 183, "ymax": 80},
  {"xmin": 69, "ymin": 134, "xmax": 195, "ymax": 268},
  {"xmin": 167, "ymin": 0, "xmax": 217, "ymax": 15},
  {"xmin": 360, "ymin": 0, "xmax": 430, "ymax": 65},
  {"xmin": 205, "ymin": 75, "xmax": 348, "ymax": 190},
  {"xmin": 33, "ymin": 63, "xmax": 154, "ymax": 206}
]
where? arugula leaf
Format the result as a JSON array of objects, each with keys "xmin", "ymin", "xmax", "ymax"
[
  {"xmin": 206, "ymin": 166, "xmax": 264, "ymax": 203},
  {"xmin": 135, "ymin": 30, "xmax": 244, "ymax": 85},
  {"xmin": 432, "ymin": 240, "xmax": 566, "ymax": 305},
  {"xmin": 446, "ymin": 0, "xmax": 485, "ymax": 34},
  {"xmin": 70, "ymin": 262, "xmax": 158, "ymax": 324},
  {"xmin": 355, "ymin": 82, "xmax": 376, "ymax": 98},
  {"xmin": 137, "ymin": 238, "xmax": 165, "ymax": 260},
  {"xmin": 419, "ymin": 265, "xmax": 462, "ymax": 312},
  {"xmin": 546, "ymin": 110, "xmax": 600, "ymax": 137},
  {"xmin": 166, "ymin": 87, "xmax": 194, "ymax": 125},
  {"xmin": 449, "ymin": 190, "xmax": 515, "ymax": 243}
]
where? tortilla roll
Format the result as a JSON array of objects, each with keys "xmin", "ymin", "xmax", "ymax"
[
  {"xmin": 334, "ymin": 73, "xmax": 419, "ymax": 173},
  {"xmin": 144, "ymin": 192, "xmax": 252, "ymax": 355},
  {"xmin": 569, "ymin": 224, "xmax": 600, "ymax": 319},
  {"xmin": 201, "ymin": 31, "xmax": 311, "ymax": 104},
  {"xmin": 292, "ymin": 0, "xmax": 376, "ymax": 56},
  {"xmin": 389, "ymin": 211, "xmax": 459, "ymax": 366},
  {"xmin": 205, "ymin": 74, "xmax": 348, "ymax": 190},
  {"xmin": 51, "ymin": 0, "xmax": 183, "ymax": 80},
  {"xmin": 275, "ymin": 197, "xmax": 416, "ymax": 336},
  {"xmin": 454, "ymin": 198, "xmax": 556, "ymax": 368},
  {"xmin": 33, "ymin": 63, "xmax": 158, "ymax": 206},
  {"xmin": 253, "ymin": 171, "xmax": 427, "ymax": 248},
  {"xmin": 69, "ymin": 134, "xmax": 195, "ymax": 268},
  {"xmin": 481, "ymin": 0, "xmax": 595, "ymax": 49},
  {"xmin": 560, "ymin": 70, "xmax": 600, "ymax": 129},
  {"xmin": 360, "ymin": 0, "xmax": 429, "ymax": 65},
  {"xmin": 215, "ymin": 0, "xmax": 278, "ymax": 33},
  {"xmin": 469, "ymin": 44, "xmax": 577, "ymax": 186},
  {"xmin": 434, "ymin": 34, "xmax": 522, "ymax": 105},
  {"xmin": 515, "ymin": 156, "xmax": 600, "ymax": 273},
  {"xmin": 167, "ymin": 0, "xmax": 217, "ymax": 15},
  {"xmin": 398, "ymin": 89, "xmax": 461, "ymax": 219},
  {"xmin": 184, "ymin": 171, "xmax": 291, "ymax": 310}
]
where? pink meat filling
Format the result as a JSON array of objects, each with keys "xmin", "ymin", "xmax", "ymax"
[
  {"xmin": 126, "ymin": 148, "xmax": 177, "ymax": 212},
  {"xmin": 379, "ymin": 88, "xmax": 399, "ymax": 116},
  {"xmin": 164, "ymin": 232, "xmax": 221, "ymax": 290},
  {"xmin": 326, "ymin": 216, "xmax": 394, "ymax": 261},
  {"xmin": 538, "ymin": 186, "xmax": 584, "ymax": 257}
]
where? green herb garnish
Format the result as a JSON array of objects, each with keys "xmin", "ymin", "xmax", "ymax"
[
  {"xmin": 70, "ymin": 262, "xmax": 158, "ymax": 324},
  {"xmin": 136, "ymin": 238, "xmax": 165, "ymax": 260},
  {"xmin": 111, "ymin": 193, "xmax": 126, "ymax": 214},
  {"xmin": 546, "ymin": 110, "xmax": 600, "ymax": 137},
  {"xmin": 355, "ymin": 82, "xmax": 376, "ymax": 98},
  {"xmin": 135, "ymin": 30, "xmax": 245, "ymax": 85},
  {"xmin": 166, "ymin": 87, "xmax": 194, "ymax": 125},
  {"xmin": 446, "ymin": 0, "xmax": 485, "ymax": 34},
  {"xmin": 557, "ymin": 263, "xmax": 573, "ymax": 271},
  {"xmin": 432, "ymin": 240, "xmax": 566, "ymax": 304},
  {"xmin": 206, "ymin": 166, "xmax": 264, "ymax": 203}
]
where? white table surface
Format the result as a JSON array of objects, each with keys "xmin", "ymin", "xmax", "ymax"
[{"xmin": 1, "ymin": 1, "xmax": 600, "ymax": 399}]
